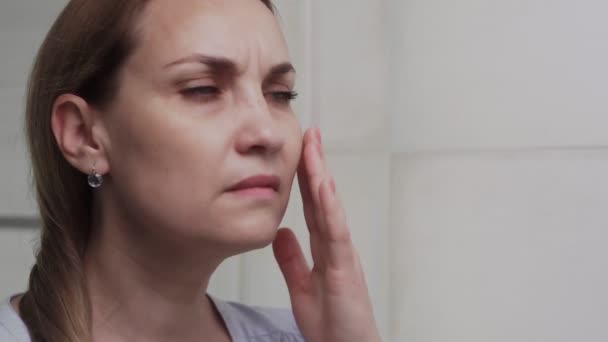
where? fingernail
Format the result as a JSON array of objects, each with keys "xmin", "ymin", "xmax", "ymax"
[
  {"xmin": 330, "ymin": 178, "xmax": 336, "ymax": 194},
  {"xmin": 315, "ymin": 127, "xmax": 322, "ymax": 144}
]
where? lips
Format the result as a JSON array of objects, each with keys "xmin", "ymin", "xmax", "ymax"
[{"xmin": 227, "ymin": 174, "xmax": 280, "ymax": 192}]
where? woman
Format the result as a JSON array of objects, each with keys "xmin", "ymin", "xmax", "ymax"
[{"xmin": 0, "ymin": 0, "xmax": 380, "ymax": 341}]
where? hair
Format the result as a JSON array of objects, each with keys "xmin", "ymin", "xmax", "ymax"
[{"xmin": 19, "ymin": 1, "xmax": 274, "ymax": 341}]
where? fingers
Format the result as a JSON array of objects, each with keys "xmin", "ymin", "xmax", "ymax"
[
  {"xmin": 272, "ymin": 228, "xmax": 310, "ymax": 294},
  {"xmin": 318, "ymin": 176, "xmax": 355, "ymax": 269},
  {"xmin": 297, "ymin": 129, "xmax": 319, "ymax": 234},
  {"xmin": 298, "ymin": 130, "xmax": 325, "ymax": 267},
  {"xmin": 301, "ymin": 127, "xmax": 355, "ymax": 270},
  {"xmin": 303, "ymin": 130, "xmax": 327, "ymax": 228}
]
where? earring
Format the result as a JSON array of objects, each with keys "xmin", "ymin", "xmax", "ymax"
[{"xmin": 88, "ymin": 167, "xmax": 103, "ymax": 188}]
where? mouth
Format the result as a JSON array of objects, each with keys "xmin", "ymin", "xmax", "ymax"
[{"xmin": 226, "ymin": 174, "xmax": 280, "ymax": 199}]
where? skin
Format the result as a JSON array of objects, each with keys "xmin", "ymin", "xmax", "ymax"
[{"xmin": 14, "ymin": 0, "xmax": 380, "ymax": 341}]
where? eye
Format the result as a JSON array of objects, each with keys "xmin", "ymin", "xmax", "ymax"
[
  {"xmin": 266, "ymin": 90, "xmax": 298, "ymax": 104},
  {"xmin": 181, "ymin": 86, "xmax": 221, "ymax": 102}
]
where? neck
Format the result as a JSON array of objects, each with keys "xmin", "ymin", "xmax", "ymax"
[{"xmin": 84, "ymin": 198, "xmax": 231, "ymax": 342}]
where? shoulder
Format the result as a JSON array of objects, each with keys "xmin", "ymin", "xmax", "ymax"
[
  {"xmin": 210, "ymin": 296, "xmax": 304, "ymax": 342},
  {"xmin": 0, "ymin": 296, "xmax": 30, "ymax": 342}
]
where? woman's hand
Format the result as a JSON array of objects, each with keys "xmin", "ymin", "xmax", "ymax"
[{"xmin": 272, "ymin": 127, "xmax": 381, "ymax": 342}]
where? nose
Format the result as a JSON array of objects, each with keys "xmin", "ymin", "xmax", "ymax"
[{"xmin": 234, "ymin": 91, "xmax": 285, "ymax": 156}]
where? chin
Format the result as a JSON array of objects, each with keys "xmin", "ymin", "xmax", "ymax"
[
  {"xmin": 235, "ymin": 218, "xmax": 281, "ymax": 249},
  {"xmin": 206, "ymin": 212, "xmax": 282, "ymax": 254}
]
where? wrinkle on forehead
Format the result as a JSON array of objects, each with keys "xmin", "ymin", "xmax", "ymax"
[{"xmin": 129, "ymin": 0, "xmax": 289, "ymax": 75}]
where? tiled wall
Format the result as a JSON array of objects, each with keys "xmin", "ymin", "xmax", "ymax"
[
  {"xmin": 2, "ymin": 1, "xmax": 608, "ymax": 341},
  {"xmin": 387, "ymin": 0, "xmax": 608, "ymax": 341}
]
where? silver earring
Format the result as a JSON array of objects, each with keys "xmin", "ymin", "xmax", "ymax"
[{"xmin": 88, "ymin": 167, "xmax": 103, "ymax": 188}]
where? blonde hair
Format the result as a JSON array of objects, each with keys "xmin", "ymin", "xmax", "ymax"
[{"xmin": 20, "ymin": 1, "xmax": 274, "ymax": 341}]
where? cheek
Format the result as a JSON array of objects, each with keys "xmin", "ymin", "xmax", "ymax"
[
  {"xmin": 287, "ymin": 121, "xmax": 303, "ymax": 173},
  {"xmin": 278, "ymin": 119, "xmax": 303, "ymax": 199},
  {"xmin": 104, "ymin": 105, "xmax": 225, "ymax": 230}
]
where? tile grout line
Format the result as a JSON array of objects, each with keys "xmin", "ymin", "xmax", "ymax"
[{"xmin": 0, "ymin": 216, "xmax": 40, "ymax": 229}]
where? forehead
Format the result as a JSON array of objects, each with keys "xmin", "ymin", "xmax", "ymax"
[{"xmin": 131, "ymin": 0, "xmax": 289, "ymax": 70}]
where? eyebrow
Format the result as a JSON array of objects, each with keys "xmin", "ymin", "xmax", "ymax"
[
  {"xmin": 163, "ymin": 53, "xmax": 296, "ymax": 78},
  {"xmin": 267, "ymin": 62, "xmax": 296, "ymax": 78}
]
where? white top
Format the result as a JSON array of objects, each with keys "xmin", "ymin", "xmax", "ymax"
[{"xmin": 0, "ymin": 295, "xmax": 304, "ymax": 342}]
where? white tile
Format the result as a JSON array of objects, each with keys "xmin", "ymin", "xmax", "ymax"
[
  {"xmin": 318, "ymin": 0, "xmax": 389, "ymax": 151},
  {"xmin": 0, "ymin": 30, "xmax": 48, "ymax": 87},
  {"xmin": 241, "ymin": 152, "xmax": 391, "ymax": 340},
  {"xmin": 390, "ymin": 150, "xmax": 608, "ymax": 342},
  {"xmin": 0, "ymin": 1, "xmax": 67, "ymax": 31},
  {"xmin": 389, "ymin": 0, "xmax": 608, "ymax": 151},
  {"xmin": 272, "ymin": 0, "xmax": 314, "ymax": 132},
  {"xmin": 0, "ymin": 87, "xmax": 37, "ymax": 216},
  {"xmin": 0, "ymin": 229, "xmax": 38, "ymax": 299}
]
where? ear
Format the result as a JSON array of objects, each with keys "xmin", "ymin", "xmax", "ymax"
[{"xmin": 50, "ymin": 94, "xmax": 110, "ymax": 176}]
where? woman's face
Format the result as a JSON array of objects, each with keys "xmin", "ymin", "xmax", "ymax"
[{"xmin": 99, "ymin": 0, "xmax": 302, "ymax": 252}]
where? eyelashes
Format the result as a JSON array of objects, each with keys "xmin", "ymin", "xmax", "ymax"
[
  {"xmin": 180, "ymin": 86, "xmax": 220, "ymax": 102},
  {"xmin": 268, "ymin": 90, "xmax": 298, "ymax": 103},
  {"xmin": 181, "ymin": 86, "xmax": 298, "ymax": 105}
]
